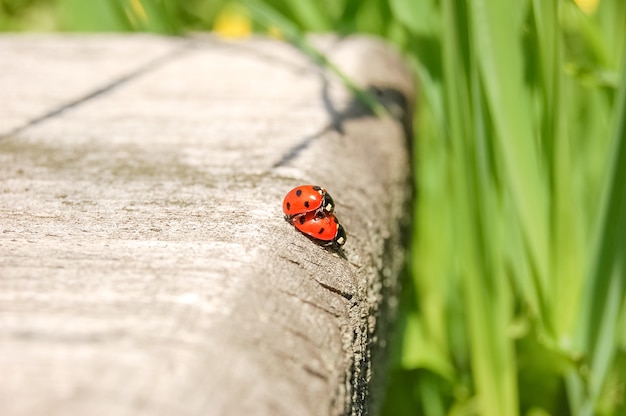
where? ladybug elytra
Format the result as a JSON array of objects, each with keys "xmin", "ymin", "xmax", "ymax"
[
  {"xmin": 293, "ymin": 211, "xmax": 346, "ymax": 250},
  {"xmin": 282, "ymin": 185, "xmax": 334, "ymax": 218}
]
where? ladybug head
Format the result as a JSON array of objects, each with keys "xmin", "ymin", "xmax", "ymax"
[
  {"xmin": 335, "ymin": 223, "xmax": 346, "ymax": 247},
  {"xmin": 322, "ymin": 192, "xmax": 335, "ymax": 213}
]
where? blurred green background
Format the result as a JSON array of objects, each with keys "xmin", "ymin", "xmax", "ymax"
[{"xmin": 2, "ymin": 0, "xmax": 625, "ymax": 415}]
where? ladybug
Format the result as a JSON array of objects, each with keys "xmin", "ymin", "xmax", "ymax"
[
  {"xmin": 293, "ymin": 211, "xmax": 346, "ymax": 250},
  {"xmin": 282, "ymin": 185, "xmax": 334, "ymax": 218}
]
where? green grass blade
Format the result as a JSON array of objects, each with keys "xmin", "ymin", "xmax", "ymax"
[
  {"xmin": 591, "ymin": 0, "xmax": 625, "ymax": 68},
  {"xmin": 388, "ymin": 0, "xmax": 437, "ymax": 35},
  {"xmin": 58, "ymin": 0, "xmax": 184, "ymax": 33},
  {"xmin": 439, "ymin": 0, "xmax": 519, "ymax": 413},
  {"xmin": 58, "ymin": 0, "xmax": 133, "ymax": 31},
  {"xmin": 469, "ymin": 0, "xmax": 551, "ymax": 328},
  {"xmin": 575, "ymin": 48, "xmax": 626, "ymax": 411},
  {"xmin": 281, "ymin": 0, "xmax": 331, "ymax": 31},
  {"xmin": 130, "ymin": 0, "xmax": 183, "ymax": 34},
  {"xmin": 529, "ymin": 0, "xmax": 587, "ymax": 348}
]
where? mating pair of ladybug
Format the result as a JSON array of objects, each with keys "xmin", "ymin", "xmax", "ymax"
[{"xmin": 282, "ymin": 185, "xmax": 346, "ymax": 250}]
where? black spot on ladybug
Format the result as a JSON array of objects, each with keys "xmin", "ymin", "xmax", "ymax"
[
  {"xmin": 296, "ymin": 189, "xmax": 302, "ymax": 197},
  {"xmin": 304, "ymin": 201, "xmax": 310, "ymax": 208},
  {"xmin": 286, "ymin": 202, "xmax": 291, "ymax": 211},
  {"xmin": 312, "ymin": 186, "xmax": 321, "ymax": 191},
  {"xmin": 299, "ymin": 216, "xmax": 306, "ymax": 225},
  {"xmin": 318, "ymin": 228, "xmax": 325, "ymax": 234}
]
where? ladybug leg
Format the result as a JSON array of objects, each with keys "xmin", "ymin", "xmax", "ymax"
[
  {"xmin": 287, "ymin": 213, "xmax": 306, "ymax": 226},
  {"xmin": 284, "ymin": 213, "xmax": 301, "ymax": 224}
]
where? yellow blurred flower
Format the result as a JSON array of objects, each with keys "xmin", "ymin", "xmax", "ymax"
[
  {"xmin": 213, "ymin": 5, "xmax": 252, "ymax": 39},
  {"xmin": 126, "ymin": 0, "xmax": 148, "ymax": 26},
  {"xmin": 574, "ymin": 0, "xmax": 599, "ymax": 14},
  {"xmin": 130, "ymin": 0, "xmax": 147, "ymax": 21}
]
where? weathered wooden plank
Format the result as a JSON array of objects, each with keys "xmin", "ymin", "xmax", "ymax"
[{"xmin": 0, "ymin": 34, "xmax": 413, "ymax": 416}]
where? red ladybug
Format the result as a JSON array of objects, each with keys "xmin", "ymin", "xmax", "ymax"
[
  {"xmin": 293, "ymin": 211, "xmax": 346, "ymax": 249},
  {"xmin": 282, "ymin": 185, "xmax": 334, "ymax": 218}
]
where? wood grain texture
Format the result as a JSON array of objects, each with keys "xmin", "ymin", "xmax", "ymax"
[{"xmin": 0, "ymin": 34, "xmax": 414, "ymax": 416}]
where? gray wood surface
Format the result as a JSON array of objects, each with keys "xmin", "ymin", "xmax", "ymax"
[{"xmin": 0, "ymin": 34, "xmax": 414, "ymax": 416}]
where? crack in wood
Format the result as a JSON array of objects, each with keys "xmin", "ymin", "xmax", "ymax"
[
  {"xmin": 316, "ymin": 280, "xmax": 354, "ymax": 301},
  {"xmin": 276, "ymin": 288, "xmax": 343, "ymax": 318},
  {"xmin": 264, "ymin": 346, "xmax": 329, "ymax": 383},
  {"xmin": 1, "ymin": 40, "xmax": 193, "ymax": 139},
  {"xmin": 303, "ymin": 363, "xmax": 329, "ymax": 381},
  {"xmin": 278, "ymin": 254, "xmax": 301, "ymax": 266}
]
